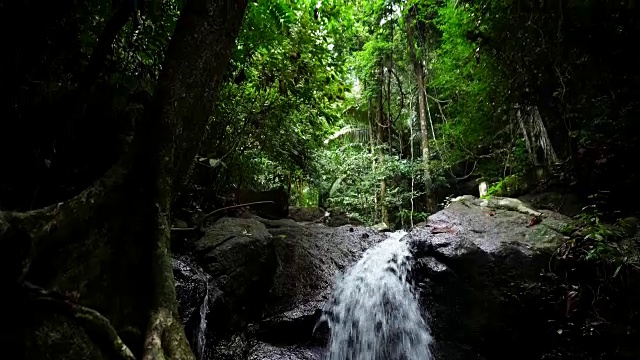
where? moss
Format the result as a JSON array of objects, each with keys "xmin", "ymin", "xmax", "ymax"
[{"xmin": 487, "ymin": 174, "xmax": 529, "ymax": 197}]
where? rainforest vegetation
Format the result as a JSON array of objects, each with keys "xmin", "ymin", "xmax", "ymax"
[{"xmin": 2, "ymin": 0, "xmax": 640, "ymax": 359}]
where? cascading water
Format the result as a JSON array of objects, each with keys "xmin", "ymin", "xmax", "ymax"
[
  {"xmin": 319, "ymin": 230, "xmax": 433, "ymax": 360},
  {"xmin": 196, "ymin": 275, "xmax": 211, "ymax": 360}
]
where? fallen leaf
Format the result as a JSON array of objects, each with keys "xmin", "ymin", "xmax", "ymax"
[{"xmin": 431, "ymin": 226, "xmax": 456, "ymax": 234}]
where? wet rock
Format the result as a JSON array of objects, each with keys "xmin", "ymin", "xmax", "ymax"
[
  {"xmin": 248, "ymin": 343, "xmax": 325, "ymax": 360},
  {"xmin": 410, "ymin": 197, "xmax": 572, "ymax": 360},
  {"xmin": 177, "ymin": 199, "xmax": 640, "ymax": 360},
  {"xmin": 173, "ymin": 255, "xmax": 210, "ymax": 352},
  {"xmin": 172, "ymin": 214, "xmax": 388, "ymax": 359},
  {"xmin": 189, "ymin": 217, "xmax": 387, "ymax": 359},
  {"xmin": 264, "ymin": 223, "xmax": 385, "ymax": 318},
  {"xmin": 194, "ymin": 217, "xmax": 279, "ymax": 336}
]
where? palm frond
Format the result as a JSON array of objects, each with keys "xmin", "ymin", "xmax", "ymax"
[{"xmin": 324, "ymin": 125, "xmax": 370, "ymax": 145}]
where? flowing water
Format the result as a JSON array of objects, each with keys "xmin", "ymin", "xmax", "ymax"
[
  {"xmin": 197, "ymin": 275, "xmax": 211, "ymax": 360},
  {"xmin": 319, "ymin": 230, "xmax": 433, "ymax": 360}
]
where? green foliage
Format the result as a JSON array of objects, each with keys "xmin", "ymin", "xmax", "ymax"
[
  {"xmin": 314, "ymin": 143, "xmax": 423, "ymax": 226},
  {"xmin": 428, "ymin": 1, "xmax": 506, "ymax": 173},
  {"xmin": 576, "ymin": 205, "xmax": 625, "ymax": 261},
  {"xmin": 194, "ymin": 0, "xmax": 358, "ymax": 199},
  {"xmin": 486, "ymin": 174, "xmax": 522, "ymax": 197}
]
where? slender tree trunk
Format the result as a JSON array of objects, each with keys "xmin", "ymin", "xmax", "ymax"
[
  {"xmin": 377, "ymin": 64, "xmax": 388, "ymax": 225},
  {"xmin": 409, "ymin": 96, "xmax": 415, "ymax": 228},
  {"xmin": 368, "ymin": 95, "xmax": 378, "ymax": 223},
  {"xmin": 406, "ymin": 10, "xmax": 435, "ymax": 213},
  {"xmin": 2, "ymin": 1, "xmax": 248, "ymax": 359}
]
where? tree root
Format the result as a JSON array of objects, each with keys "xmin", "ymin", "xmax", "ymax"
[
  {"xmin": 2, "ymin": 154, "xmax": 130, "ymax": 252},
  {"xmin": 20, "ymin": 281, "xmax": 136, "ymax": 360},
  {"xmin": 143, "ymin": 308, "xmax": 195, "ymax": 360}
]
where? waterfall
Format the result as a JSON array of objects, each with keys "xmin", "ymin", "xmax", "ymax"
[
  {"xmin": 319, "ymin": 230, "xmax": 433, "ymax": 360},
  {"xmin": 196, "ymin": 275, "xmax": 211, "ymax": 360}
]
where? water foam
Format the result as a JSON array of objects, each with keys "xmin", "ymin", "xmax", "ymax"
[
  {"xmin": 197, "ymin": 276, "xmax": 211, "ymax": 360},
  {"xmin": 319, "ymin": 230, "xmax": 433, "ymax": 360}
]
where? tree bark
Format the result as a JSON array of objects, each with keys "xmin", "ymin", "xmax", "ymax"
[
  {"xmin": 377, "ymin": 64, "xmax": 388, "ymax": 225},
  {"xmin": 2, "ymin": 1, "xmax": 248, "ymax": 359},
  {"xmin": 368, "ymin": 96, "xmax": 378, "ymax": 223},
  {"xmin": 406, "ymin": 10, "xmax": 435, "ymax": 213}
]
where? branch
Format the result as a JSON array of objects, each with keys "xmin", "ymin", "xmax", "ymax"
[
  {"xmin": 426, "ymin": 94, "xmax": 451, "ymax": 103},
  {"xmin": 171, "ymin": 201, "xmax": 275, "ymax": 231},
  {"xmin": 78, "ymin": 0, "xmax": 134, "ymax": 94},
  {"xmin": 391, "ymin": 69, "xmax": 405, "ymax": 124}
]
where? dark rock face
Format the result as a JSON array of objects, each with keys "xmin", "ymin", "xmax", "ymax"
[
  {"xmin": 194, "ymin": 218, "xmax": 279, "ymax": 336},
  {"xmin": 409, "ymin": 199, "xmax": 573, "ymax": 360},
  {"xmin": 173, "ymin": 255, "xmax": 209, "ymax": 349},
  {"xmin": 173, "ymin": 216, "xmax": 387, "ymax": 359},
  {"xmin": 325, "ymin": 209, "xmax": 363, "ymax": 227},
  {"xmin": 265, "ymin": 222, "xmax": 382, "ymax": 317}
]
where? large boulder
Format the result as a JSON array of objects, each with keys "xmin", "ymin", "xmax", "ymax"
[
  {"xmin": 192, "ymin": 217, "xmax": 279, "ymax": 343},
  {"xmin": 409, "ymin": 196, "xmax": 632, "ymax": 359},
  {"xmin": 175, "ymin": 216, "xmax": 388, "ymax": 359},
  {"xmin": 243, "ymin": 220, "xmax": 387, "ymax": 355}
]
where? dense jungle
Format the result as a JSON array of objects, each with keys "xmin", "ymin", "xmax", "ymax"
[{"xmin": 2, "ymin": 0, "xmax": 640, "ymax": 359}]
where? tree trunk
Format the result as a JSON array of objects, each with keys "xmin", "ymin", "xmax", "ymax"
[
  {"xmin": 377, "ymin": 64, "xmax": 389, "ymax": 225},
  {"xmin": 2, "ymin": 1, "xmax": 248, "ymax": 359},
  {"xmin": 405, "ymin": 10, "xmax": 435, "ymax": 213},
  {"xmin": 368, "ymin": 95, "xmax": 378, "ymax": 223}
]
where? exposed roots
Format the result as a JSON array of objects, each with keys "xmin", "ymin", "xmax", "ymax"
[
  {"xmin": 0, "ymin": 155, "xmax": 130, "ymax": 285},
  {"xmin": 21, "ymin": 281, "xmax": 136, "ymax": 360},
  {"xmin": 143, "ymin": 308, "xmax": 195, "ymax": 360}
]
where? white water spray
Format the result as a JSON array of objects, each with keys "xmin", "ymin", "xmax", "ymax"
[
  {"xmin": 319, "ymin": 230, "xmax": 433, "ymax": 360},
  {"xmin": 196, "ymin": 277, "xmax": 211, "ymax": 360}
]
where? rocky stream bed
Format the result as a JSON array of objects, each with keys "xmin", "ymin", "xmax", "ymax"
[{"xmin": 172, "ymin": 196, "xmax": 640, "ymax": 360}]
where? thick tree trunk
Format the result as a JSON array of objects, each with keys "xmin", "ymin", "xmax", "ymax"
[
  {"xmin": 406, "ymin": 11, "xmax": 435, "ymax": 213},
  {"xmin": 1, "ymin": 1, "xmax": 248, "ymax": 359}
]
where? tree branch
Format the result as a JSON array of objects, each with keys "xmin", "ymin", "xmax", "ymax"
[
  {"xmin": 391, "ymin": 69, "xmax": 405, "ymax": 124},
  {"xmin": 78, "ymin": 0, "xmax": 134, "ymax": 94}
]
